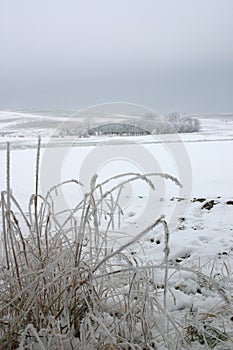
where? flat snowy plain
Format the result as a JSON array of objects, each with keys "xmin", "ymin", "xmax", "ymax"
[{"xmin": 0, "ymin": 111, "xmax": 233, "ymax": 348}]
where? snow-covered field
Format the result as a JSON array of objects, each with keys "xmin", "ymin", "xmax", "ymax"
[
  {"xmin": 0, "ymin": 110, "xmax": 233, "ymax": 349},
  {"xmin": 0, "ymin": 111, "xmax": 233, "ymax": 256}
]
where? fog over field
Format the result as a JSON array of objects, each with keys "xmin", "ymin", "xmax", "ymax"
[{"xmin": 1, "ymin": 0, "xmax": 233, "ymax": 113}]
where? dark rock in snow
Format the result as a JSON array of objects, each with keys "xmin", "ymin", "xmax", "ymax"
[
  {"xmin": 226, "ymin": 200, "xmax": 233, "ymax": 205},
  {"xmin": 170, "ymin": 197, "xmax": 185, "ymax": 202},
  {"xmin": 192, "ymin": 197, "xmax": 206, "ymax": 203},
  {"xmin": 218, "ymin": 251, "xmax": 228, "ymax": 256},
  {"xmin": 201, "ymin": 200, "xmax": 217, "ymax": 210},
  {"xmin": 175, "ymin": 253, "xmax": 191, "ymax": 263}
]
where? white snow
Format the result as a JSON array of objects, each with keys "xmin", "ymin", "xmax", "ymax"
[{"xmin": 0, "ymin": 111, "xmax": 233, "ymax": 348}]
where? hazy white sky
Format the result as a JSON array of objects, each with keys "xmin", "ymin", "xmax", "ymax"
[{"xmin": 0, "ymin": 0, "xmax": 233, "ymax": 113}]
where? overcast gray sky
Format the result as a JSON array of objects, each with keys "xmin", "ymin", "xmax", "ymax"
[{"xmin": 0, "ymin": 0, "xmax": 233, "ymax": 113}]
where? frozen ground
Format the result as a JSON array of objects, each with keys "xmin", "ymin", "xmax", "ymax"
[
  {"xmin": 0, "ymin": 111, "xmax": 233, "ymax": 348},
  {"xmin": 0, "ymin": 111, "xmax": 233, "ymax": 259}
]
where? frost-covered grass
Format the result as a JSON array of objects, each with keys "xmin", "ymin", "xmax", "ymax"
[{"xmin": 1, "ymin": 140, "xmax": 233, "ymax": 349}]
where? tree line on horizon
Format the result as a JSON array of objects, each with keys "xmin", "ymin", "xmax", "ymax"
[{"xmin": 59, "ymin": 112, "xmax": 200, "ymax": 137}]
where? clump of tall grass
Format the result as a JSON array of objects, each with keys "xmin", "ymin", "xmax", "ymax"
[{"xmin": 0, "ymin": 140, "xmax": 232, "ymax": 350}]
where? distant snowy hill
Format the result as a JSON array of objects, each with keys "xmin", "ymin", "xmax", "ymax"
[{"xmin": 0, "ymin": 110, "xmax": 233, "ymax": 150}]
